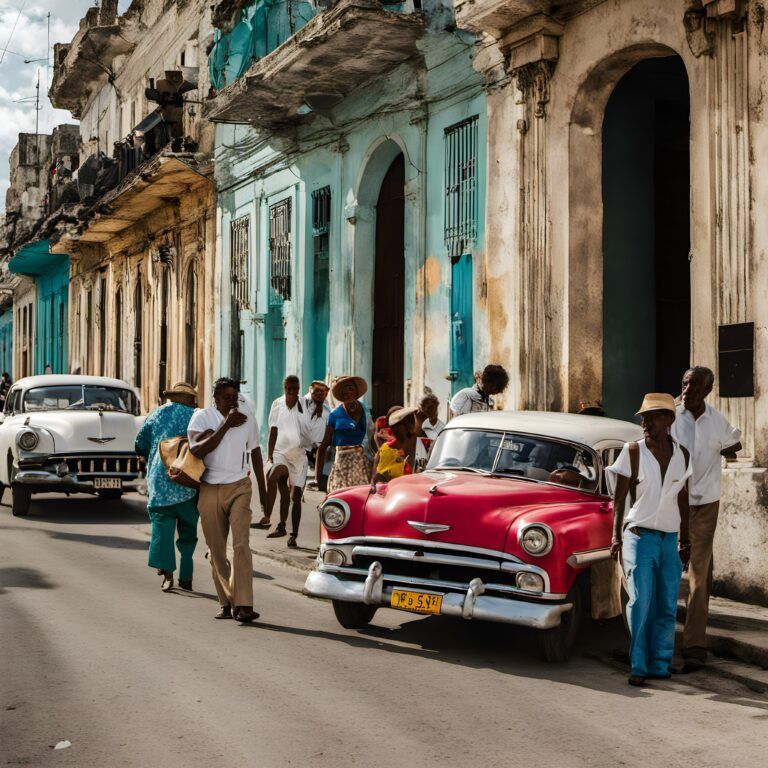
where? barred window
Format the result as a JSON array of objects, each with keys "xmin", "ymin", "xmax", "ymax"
[
  {"xmin": 269, "ymin": 198, "xmax": 292, "ymax": 302},
  {"xmin": 230, "ymin": 215, "xmax": 250, "ymax": 310},
  {"xmin": 444, "ymin": 116, "xmax": 479, "ymax": 260}
]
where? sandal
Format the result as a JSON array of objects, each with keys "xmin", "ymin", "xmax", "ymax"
[
  {"xmin": 234, "ymin": 606, "xmax": 259, "ymax": 623},
  {"xmin": 160, "ymin": 571, "xmax": 174, "ymax": 592},
  {"xmin": 267, "ymin": 524, "xmax": 287, "ymax": 539},
  {"xmin": 250, "ymin": 516, "xmax": 271, "ymax": 529},
  {"xmin": 214, "ymin": 606, "xmax": 233, "ymax": 620},
  {"xmin": 287, "ymin": 534, "xmax": 297, "ymax": 548}
]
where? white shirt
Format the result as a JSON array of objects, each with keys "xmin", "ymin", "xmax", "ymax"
[
  {"xmin": 671, "ymin": 402, "xmax": 741, "ymax": 505},
  {"xmin": 422, "ymin": 417, "xmax": 445, "ymax": 440},
  {"xmin": 607, "ymin": 439, "xmax": 692, "ymax": 533},
  {"xmin": 188, "ymin": 405, "xmax": 261, "ymax": 485},
  {"xmin": 302, "ymin": 394, "xmax": 331, "ymax": 447},
  {"xmin": 268, "ymin": 395, "xmax": 308, "ymax": 460},
  {"xmin": 449, "ymin": 385, "xmax": 494, "ymax": 416}
]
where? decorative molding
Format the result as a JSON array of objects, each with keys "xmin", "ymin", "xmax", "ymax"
[{"xmin": 515, "ymin": 60, "xmax": 556, "ymax": 119}]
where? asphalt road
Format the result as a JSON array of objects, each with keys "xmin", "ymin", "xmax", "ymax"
[{"xmin": 1, "ymin": 493, "xmax": 766, "ymax": 768}]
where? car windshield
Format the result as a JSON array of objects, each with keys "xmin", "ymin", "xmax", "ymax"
[
  {"xmin": 23, "ymin": 385, "xmax": 139, "ymax": 415},
  {"xmin": 427, "ymin": 429, "xmax": 599, "ymax": 492}
]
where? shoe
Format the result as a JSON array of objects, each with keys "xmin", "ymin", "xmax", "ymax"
[
  {"xmin": 267, "ymin": 525, "xmax": 287, "ymax": 539},
  {"xmin": 214, "ymin": 606, "xmax": 233, "ymax": 620},
  {"xmin": 628, "ymin": 675, "xmax": 646, "ymax": 686},
  {"xmin": 160, "ymin": 571, "xmax": 174, "ymax": 592},
  {"xmin": 234, "ymin": 606, "xmax": 259, "ymax": 623},
  {"xmin": 251, "ymin": 516, "xmax": 271, "ymax": 529},
  {"xmin": 178, "ymin": 579, "xmax": 193, "ymax": 591},
  {"xmin": 287, "ymin": 534, "xmax": 297, "ymax": 548}
]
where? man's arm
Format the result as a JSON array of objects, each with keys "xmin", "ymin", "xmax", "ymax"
[
  {"xmin": 610, "ymin": 475, "xmax": 630, "ymax": 559},
  {"xmin": 251, "ymin": 447, "xmax": 267, "ymax": 509},
  {"xmin": 678, "ymin": 484, "xmax": 691, "ymax": 566},
  {"xmin": 189, "ymin": 409, "xmax": 245, "ymax": 458},
  {"xmin": 315, "ymin": 425, "xmax": 333, "ymax": 491},
  {"xmin": 134, "ymin": 417, "xmax": 152, "ymax": 459},
  {"xmin": 721, "ymin": 441, "xmax": 742, "ymax": 460},
  {"xmin": 267, "ymin": 427, "xmax": 278, "ymax": 464}
]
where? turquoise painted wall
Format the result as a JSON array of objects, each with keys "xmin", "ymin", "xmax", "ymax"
[
  {"xmin": 35, "ymin": 255, "xmax": 69, "ymax": 375},
  {"xmin": 0, "ymin": 310, "xmax": 12, "ymax": 377}
]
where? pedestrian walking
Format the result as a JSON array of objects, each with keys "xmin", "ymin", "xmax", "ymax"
[
  {"xmin": 371, "ymin": 406, "xmax": 428, "ymax": 485},
  {"xmin": 418, "ymin": 393, "xmax": 445, "ymax": 440},
  {"xmin": 608, "ymin": 393, "xmax": 692, "ymax": 686},
  {"xmin": 134, "ymin": 382, "xmax": 199, "ymax": 592},
  {"xmin": 0, "ymin": 372, "xmax": 11, "ymax": 411},
  {"xmin": 303, "ymin": 380, "xmax": 331, "ymax": 489},
  {"xmin": 188, "ymin": 377, "xmax": 266, "ymax": 623},
  {"xmin": 315, "ymin": 375, "xmax": 372, "ymax": 494},
  {"xmin": 263, "ymin": 375, "xmax": 311, "ymax": 547},
  {"xmin": 671, "ymin": 366, "xmax": 741, "ymax": 670},
  {"xmin": 449, "ymin": 364, "xmax": 509, "ymax": 416}
]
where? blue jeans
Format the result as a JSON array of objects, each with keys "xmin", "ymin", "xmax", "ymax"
[{"xmin": 622, "ymin": 528, "xmax": 682, "ymax": 677}]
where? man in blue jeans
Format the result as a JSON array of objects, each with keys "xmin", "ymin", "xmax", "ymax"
[{"xmin": 608, "ymin": 393, "xmax": 691, "ymax": 686}]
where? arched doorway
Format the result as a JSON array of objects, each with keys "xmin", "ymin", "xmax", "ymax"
[
  {"xmin": 372, "ymin": 153, "xmax": 405, "ymax": 416},
  {"xmin": 601, "ymin": 56, "xmax": 690, "ymax": 419}
]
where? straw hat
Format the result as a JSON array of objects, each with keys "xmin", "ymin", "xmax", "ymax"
[
  {"xmin": 635, "ymin": 393, "xmax": 676, "ymax": 420},
  {"xmin": 163, "ymin": 381, "xmax": 198, "ymax": 402},
  {"xmin": 331, "ymin": 375, "xmax": 368, "ymax": 401},
  {"xmin": 388, "ymin": 406, "xmax": 418, "ymax": 426}
]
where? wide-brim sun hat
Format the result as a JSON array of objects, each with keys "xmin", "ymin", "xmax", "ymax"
[
  {"xmin": 635, "ymin": 393, "xmax": 676, "ymax": 420},
  {"xmin": 331, "ymin": 375, "xmax": 368, "ymax": 401},
  {"xmin": 164, "ymin": 381, "xmax": 198, "ymax": 401},
  {"xmin": 388, "ymin": 406, "xmax": 418, "ymax": 427}
]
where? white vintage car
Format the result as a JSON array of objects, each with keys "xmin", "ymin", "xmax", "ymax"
[{"xmin": 0, "ymin": 375, "xmax": 146, "ymax": 516}]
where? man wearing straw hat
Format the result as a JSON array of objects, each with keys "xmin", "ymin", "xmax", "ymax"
[
  {"xmin": 607, "ymin": 393, "xmax": 692, "ymax": 687},
  {"xmin": 135, "ymin": 382, "xmax": 199, "ymax": 592}
]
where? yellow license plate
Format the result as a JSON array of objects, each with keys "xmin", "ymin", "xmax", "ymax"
[{"xmin": 390, "ymin": 589, "xmax": 443, "ymax": 615}]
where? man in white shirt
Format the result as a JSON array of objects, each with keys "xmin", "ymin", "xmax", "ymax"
[
  {"xmin": 671, "ymin": 366, "xmax": 742, "ymax": 669},
  {"xmin": 264, "ymin": 375, "xmax": 310, "ymax": 547},
  {"xmin": 418, "ymin": 393, "xmax": 445, "ymax": 441},
  {"xmin": 449, "ymin": 364, "xmax": 509, "ymax": 417},
  {"xmin": 188, "ymin": 377, "xmax": 266, "ymax": 623},
  {"xmin": 303, "ymin": 381, "xmax": 331, "ymax": 489}
]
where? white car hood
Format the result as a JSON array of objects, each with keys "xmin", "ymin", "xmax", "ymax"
[{"xmin": 22, "ymin": 410, "xmax": 143, "ymax": 453}]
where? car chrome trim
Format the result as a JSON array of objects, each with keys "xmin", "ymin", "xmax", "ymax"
[
  {"xmin": 304, "ymin": 571, "xmax": 573, "ymax": 629},
  {"xmin": 316, "ymin": 563, "xmax": 565, "ymax": 600},
  {"xmin": 407, "ymin": 520, "xmax": 451, "ymax": 535},
  {"xmin": 351, "ymin": 546, "xmax": 503, "ymax": 572},
  {"xmin": 362, "ymin": 562, "xmax": 383, "ymax": 605},
  {"xmin": 517, "ymin": 522, "xmax": 554, "ymax": 557},
  {"xmin": 567, "ymin": 547, "xmax": 612, "ymax": 567},
  {"xmin": 462, "ymin": 578, "xmax": 485, "ymax": 619}
]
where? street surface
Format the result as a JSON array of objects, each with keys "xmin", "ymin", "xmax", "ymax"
[{"xmin": 1, "ymin": 493, "xmax": 767, "ymax": 768}]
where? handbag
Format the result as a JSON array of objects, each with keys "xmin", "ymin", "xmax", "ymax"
[{"xmin": 158, "ymin": 436, "xmax": 205, "ymax": 489}]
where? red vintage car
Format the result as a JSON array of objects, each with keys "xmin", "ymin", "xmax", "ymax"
[{"xmin": 304, "ymin": 411, "xmax": 643, "ymax": 660}]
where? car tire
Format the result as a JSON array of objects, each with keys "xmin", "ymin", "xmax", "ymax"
[
  {"xmin": 332, "ymin": 599, "xmax": 378, "ymax": 629},
  {"xmin": 535, "ymin": 581, "xmax": 584, "ymax": 663},
  {"xmin": 97, "ymin": 490, "xmax": 123, "ymax": 501},
  {"xmin": 11, "ymin": 484, "xmax": 31, "ymax": 517}
]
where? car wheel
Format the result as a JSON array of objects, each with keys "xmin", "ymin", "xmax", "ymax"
[
  {"xmin": 11, "ymin": 484, "xmax": 31, "ymax": 517},
  {"xmin": 332, "ymin": 599, "xmax": 378, "ymax": 629},
  {"xmin": 97, "ymin": 490, "xmax": 124, "ymax": 501},
  {"xmin": 536, "ymin": 581, "xmax": 584, "ymax": 663}
]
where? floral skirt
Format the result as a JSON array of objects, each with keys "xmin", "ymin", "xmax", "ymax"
[{"xmin": 327, "ymin": 446, "xmax": 372, "ymax": 494}]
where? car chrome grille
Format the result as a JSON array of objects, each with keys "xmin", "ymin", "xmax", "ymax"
[{"xmin": 45, "ymin": 454, "xmax": 145, "ymax": 477}]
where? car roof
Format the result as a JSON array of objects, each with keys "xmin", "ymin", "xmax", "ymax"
[
  {"xmin": 11, "ymin": 374, "xmax": 138, "ymax": 395},
  {"xmin": 443, "ymin": 410, "xmax": 644, "ymax": 448}
]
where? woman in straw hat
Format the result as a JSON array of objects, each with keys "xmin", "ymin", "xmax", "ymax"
[
  {"xmin": 371, "ymin": 406, "xmax": 427, "ymax": 485},
  {"xmin": 606, "ymin": 393, "xmax": 692, "ymax": 687},
  {"xmin": 135, "ymin": 382, "xmax": 200, "ymax": 592},
  {"xmin": 315, "ymin": 376, "xmax": 372, "ymax": 494}
]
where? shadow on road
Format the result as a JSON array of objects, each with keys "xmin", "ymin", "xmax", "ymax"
[
  {"xmin": 0, "ymin": 494, "xmax": 148, "ymax": 525},
  {"xmin": 0, "ymin": 566, "xmax": 56, "ymax": 592},
  {"xmin": 46, "ymin": 530, "xmax": 149, "ymax": 550}
]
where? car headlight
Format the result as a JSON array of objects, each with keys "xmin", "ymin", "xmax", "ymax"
[
  {"xmin": 519, "ymin": 524, "xmax": 553, "ymax": 557},
  {"xmin": 18, "ymin": 430, "xmax": 39, "ymax": 451},
  {"xmin": 516, "ymin": 572, "xmax": 545, "ymax": 592},
  {"xmin": 319, "ymin": 499, "xmax": 350, "ymax": 531}
]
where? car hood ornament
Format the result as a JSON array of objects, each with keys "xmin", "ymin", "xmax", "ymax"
[
  {"xmin": 88, "ymin": 410, "xmax": 115, "ymax": 444},
  {"xmin": 408, "ymin": 521, "xmax": 451, "ymax": 535}
]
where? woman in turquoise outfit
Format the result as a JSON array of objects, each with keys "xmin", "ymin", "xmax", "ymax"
[{"xmin": 135, "ymin": 382, "xmax": 199, "ymax": 591}]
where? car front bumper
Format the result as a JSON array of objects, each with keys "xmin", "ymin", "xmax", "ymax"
[
  {"xmin": 13, "ymin": 468, "xmax": 143, "ymax": 493},
  {"xmin": 304, "ymin": 566, "xmax": 573, "ymax": 630}
]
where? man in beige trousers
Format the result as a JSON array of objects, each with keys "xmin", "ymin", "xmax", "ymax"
[
  {"xmin": 672, "ymin": 366, "xmax": 741, "ymax": 670},
  {"xmin": 189, "ymin": 377, "xmax": 267, "ymax": 623}
]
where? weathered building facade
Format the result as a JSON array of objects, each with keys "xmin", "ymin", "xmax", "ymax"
[
  {"xmin": 46, "ymin": 0, "xmax": 217, "ymax": 410},
  {"xmin": 452, "ymin": 0, "xmax": 767, "ymax": 602},
  {"xmin": 207, "ymin": 0, "xmax": 488, "ymax": 437}
]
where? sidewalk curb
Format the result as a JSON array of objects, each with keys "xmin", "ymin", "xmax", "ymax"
[{"xmin": 250, "ymin": 545, "xmax": 317, "ymax": 574}]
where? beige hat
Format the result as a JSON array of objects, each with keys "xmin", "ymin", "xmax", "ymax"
[
  {"xmin": 163, "ymin": 381, "xmax": 198, "ymax": 402},
  {"xmin": 635, "ymin": 393, "xmax": 676, "ymax": 420},
  {"xmin": 388, "ymin": 406, "xmax": 418, "ymax": 427},
  {"xmin": 331, "ymin": 375, "xmax": 368, "ymax": 401}
]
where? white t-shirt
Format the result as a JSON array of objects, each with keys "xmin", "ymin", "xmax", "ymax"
[
  {"xmin": 422, "ymin": 417, "xmax": 445, "ymax": 440},
  {"xmin": 671, "ymin": 402, "xmax": 741, "ymax": 506},
  {"xmin": 449, "ymin": 386, "xmax": 494, "ymax": 416},
  {"xmin": 302, "ymin": 394, "xmax": 331, "ymax": 447},
  {"xmin": 188, "ymin": 405, "xmax": 261, "ymax": 485},
  {"xmin": 606, "ymin": 439, "xmax": 692, "ymax": 533},
  {"xmin": 268, "ymin": 395, "xmax": 308, "ymax": 460}
]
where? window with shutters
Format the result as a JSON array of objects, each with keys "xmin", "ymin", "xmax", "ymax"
[
  {"xmin": 230, "ymin": 215, "xmax": 250, "ymax": 310},
  {"xmin": 269, "ymin": 198, "xmax": 292, "ymax": 303},
  {"xmin": 444, "ymin": 116, "xmax": 479, "ymax": 260}
]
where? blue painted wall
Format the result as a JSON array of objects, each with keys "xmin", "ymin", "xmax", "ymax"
[
  {"xmin": 35, "ymin": 255, "xmax": 69, "ymax": 374},
  {"xmin": 0, "ymin": 310, "xmax": 12, "ymax": 378}
]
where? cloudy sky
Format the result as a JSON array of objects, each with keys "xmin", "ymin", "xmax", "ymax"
[{"xmin": 0, "ymin": 1, "xmax": 130, "ymax": 211}]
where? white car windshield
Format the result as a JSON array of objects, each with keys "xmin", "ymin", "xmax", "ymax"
[
  {"xmin": 23, "ymin": 385, "xmax": 139, "ymax": 415},
  {"xmin": 427, "ymin": 429, "xmax": 599, "ymax": 491}
]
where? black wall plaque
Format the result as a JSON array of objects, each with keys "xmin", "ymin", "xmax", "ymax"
[{"xmin": 718, "ymin": 322, "xmax": 754, "ymax": 398}]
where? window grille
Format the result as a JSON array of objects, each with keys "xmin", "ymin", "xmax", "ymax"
[
  {"xmin": 444, "ymin": 116, "xmax": 479, "ymax": 260},
  {"xmin": 312, "ymin": 187, "xmax": 331, "ymax": 237},
  {"xmin": 269, "ymin": 198, "xmax": 292, "ymax": 303},
  {"xmin": 230, "ymin": 215, "xmax": 250, "ymax": 310}
]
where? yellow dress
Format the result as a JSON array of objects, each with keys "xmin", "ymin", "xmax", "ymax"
[{"xmin": 376, "ymin": 441, "xmax": 411, "ymax": 482}]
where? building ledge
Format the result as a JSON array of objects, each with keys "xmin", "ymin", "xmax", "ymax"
[{"xmin": 205, "ymin": 0, "xmax": 425, "ymax": 129}]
